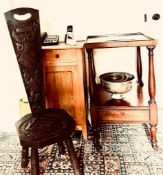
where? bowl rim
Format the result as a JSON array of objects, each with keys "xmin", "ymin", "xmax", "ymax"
[{"xmin": 99, "ymin": 72, "xmax": 135, "ymax": 83}]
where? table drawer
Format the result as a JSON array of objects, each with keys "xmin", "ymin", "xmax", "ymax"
[
  {"xmin": 43, "ymin": 49, "xmax": 77, "ymax": 64},
  {"xmin": 98, "ymin": 109, "xmax": 149, "ymax": 123}
]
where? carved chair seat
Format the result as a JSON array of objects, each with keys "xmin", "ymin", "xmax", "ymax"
[{"xmin": 16, "ymin": 108, "xmax": 76, "ymax": 148}]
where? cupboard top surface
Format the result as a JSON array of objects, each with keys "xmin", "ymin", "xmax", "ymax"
[
  {"xmin": 85, "ymin": 32, "xmax": 157, "ymax": 48},
  {"xmin": 42, "ymin": 41, "xmax": 85, "ymax": 50}
]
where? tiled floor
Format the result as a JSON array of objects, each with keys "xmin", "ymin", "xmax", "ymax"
[{"xmin": 1, "ymin": 118, "xmax": 163, "ymax": 175}]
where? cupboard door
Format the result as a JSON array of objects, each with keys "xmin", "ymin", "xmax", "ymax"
[{"xmin": 44, "ymin": 65, "xmax": 79, "ymax": 124}]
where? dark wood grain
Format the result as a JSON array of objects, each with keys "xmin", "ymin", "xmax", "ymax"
[{"xmin": 5, "ymin": 7, "xmax": 82, "ymax": 175}]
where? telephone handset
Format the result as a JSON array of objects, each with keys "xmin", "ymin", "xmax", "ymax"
[{"xmin": 65, "ymin": 25, "xmax": 76, "ymax": 46}]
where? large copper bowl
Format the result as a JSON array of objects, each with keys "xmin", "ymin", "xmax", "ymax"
[{"xmin": 99, "ymin": 72, "xmax": 134, "ymax": 99}]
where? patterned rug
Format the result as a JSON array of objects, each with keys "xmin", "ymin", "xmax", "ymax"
[{"xmin": 1, "ymin": 122, "xmax": 163, "ymax": 175}]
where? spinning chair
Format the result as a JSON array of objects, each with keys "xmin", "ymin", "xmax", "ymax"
[{"xmin": 5, "ymin": 7, "xmax": 82, "ymax": 175}]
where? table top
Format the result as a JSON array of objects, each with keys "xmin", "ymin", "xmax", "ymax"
[{"xmin": 85, "ymin": 32, "xmax": 157, "ymax": 48}]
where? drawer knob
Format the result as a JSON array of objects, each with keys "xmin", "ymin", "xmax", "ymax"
[{"xmin": 55, "ymin": 54, "xmax": 60, "ymax": 58}]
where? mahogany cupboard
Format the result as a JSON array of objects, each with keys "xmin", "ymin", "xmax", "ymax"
[{"xmin": 42, "ymin": 41, "xmax": 88, "ymax": 139}]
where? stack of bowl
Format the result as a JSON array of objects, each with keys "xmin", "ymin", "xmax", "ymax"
[{"xmin": 99, "ymin": 72, "xmax": 134, "ymax": 99}]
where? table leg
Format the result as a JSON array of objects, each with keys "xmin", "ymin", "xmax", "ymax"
[
  {"xmin": 137, "ymin": 46, "xmax": 144, "ymax": 87},
  {"xmin": 86, "ymin": 49, "xmax": 102, "ymax": 151},
  {"xmin": 147, "ymin": 46, "xmax": 158, "ymax": 148},
  {"xmin": 137, "ymin": 86, "xmax": 144, "ymax": 106},
  {"xmin": 86, "ymin": 49, "xmax": 97, "ymax": 123}
]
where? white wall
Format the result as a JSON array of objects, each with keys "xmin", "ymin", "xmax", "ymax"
[
  {"xmin": 0, "ymin": 0, "xmax": 162, "ymax": 131},
  {"xmin": 0, "ymin": 1, "xmax": 27, "ymax": 131}
]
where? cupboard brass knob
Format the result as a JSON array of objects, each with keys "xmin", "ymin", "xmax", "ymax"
[{"xmin": 55, "ymin": 54, "xmax": 60, "ymax": 58}]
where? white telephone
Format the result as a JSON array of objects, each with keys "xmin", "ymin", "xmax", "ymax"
[{"xmin": 65, "ymin": 25, "xmax": 76, "ymax": 46}]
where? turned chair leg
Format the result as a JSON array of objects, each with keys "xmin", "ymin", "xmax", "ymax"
[
  {"xmin": 58, "ymin": 141, "xmax": 66, "ymax": 154},
  {"xmin": 65, "ymin": 138, "xmax": 83, "ymax": 175},
  {"xmin": 21, "ymin": 146, "xmax": 29, "ymax": 168},
  {"xmin": 31, "ymin": 148, "xmax": 40, "ymax": 175}
]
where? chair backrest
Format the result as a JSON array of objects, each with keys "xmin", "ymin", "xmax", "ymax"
[{"xmin": 5, "ymin": 8, "xmax": 45, "ymax": 113}]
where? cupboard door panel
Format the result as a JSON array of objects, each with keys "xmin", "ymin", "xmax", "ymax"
[{"xmin": 45, "ymin": 68, "xmax": 76, "ymax": 118}]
